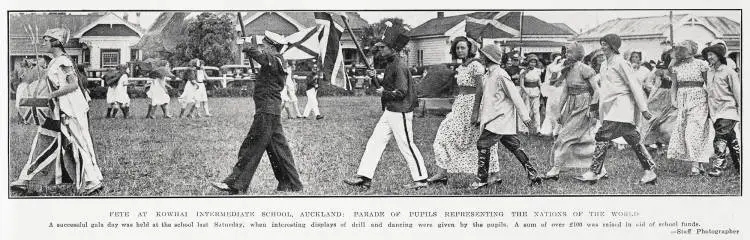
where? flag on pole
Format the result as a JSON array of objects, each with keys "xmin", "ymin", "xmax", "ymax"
[
  {"xmin": 314, "ymin": 12, "xmax": 351, "ymax": 90},
  {"xmin": 280, "ymin": 26, "xmax": 320, "ymax": 60}
]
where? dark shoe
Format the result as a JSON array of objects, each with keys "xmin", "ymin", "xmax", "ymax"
[
  {"xmin": 315, "ymin": 115, "xmax": 324, "ymax": 120},
  {"xmin": 403, "ymin": 180, "xmax": 428, "ymax": 190},
  {"xmin": 528, "ymin": 175, "xmax": 543, "ymax": 186},
  {"xmin": 427, "ymin": 177, "xmax": 448, "ymax": 186},
  {"xmin": 343, "ymin": 176, "xmax": 371, "ymax": 189},
  {"xmin": 10, "ymin": 180, "xmax": 28, "ymax": 192},
  {"xmin": 708, "ymin": 169, "xmax": 723, "ymax": 177},
  {"xmin": 211, "ymin": 182, "xmax": 240, "ymax": 194}
]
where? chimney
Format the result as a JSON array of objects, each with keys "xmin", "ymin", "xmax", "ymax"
[
  {"xmin": 123, "ymin": 13, "xmax": 129, "ymax": 21},
  {"xmin": 437, "ymin": 12, "xmax": 444, "ymax": 18},
  {"xmin": 135, "ymin": 12, "xmax": 141, "ymax": 26}
]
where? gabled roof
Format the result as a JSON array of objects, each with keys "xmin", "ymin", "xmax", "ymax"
[
  {"xmin": 408, "ymin": 11, "xmax": 575, "ymax": 38},
  {"xmin": 575, "ymin": 14, "xmax": 740, "ymax": 40},
  {"xmin": 241, "ymin": 11, "xmax": 369, "ymax": 30},
  {"xmin": 73, "ymin": 12, "xmax": 144, "ymax": 38},
  {"xmin": 496, "ymin": 12, "xmax": 574, "ymax": 36},
  {"xmin": 552, "ymin": 23, "xmax": 577, "ymax": 35},
  {"xmin": 9, "ymin": 13, "xmax": 102, "ymax": 37}
]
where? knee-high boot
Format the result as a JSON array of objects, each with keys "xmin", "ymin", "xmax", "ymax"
[
  {"xmin": 590, "ymin": 141, "xmax": 612, "ymax": 175},
  {"xmin": 509, "ymin": 148, "xmax": 541, "ymax": 185},
  {"xmin": 476, "ymin": 147, "xmax": 492, "ymax": 183},
  {"xmin": 730, "ymin": 138, "xmax": 741, "ymax": 173},
  {"xmin": 631, "ymin": 143, "xmax": 656, "ymax": 171}
]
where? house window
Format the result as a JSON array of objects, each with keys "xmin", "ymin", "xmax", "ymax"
[
  {"xmin": 101, "ymin": 49, "xmax": 120, "ymax": 68},
  {"xmin": 130, "ymin": 49, "xmax": 139, "ymax": 61},
  {"xmin": 70, "ymin": 56, "xmax": 79, "ymax": 64},
  {"xmin": 418, "ymin": 50, "xmax": 424, "ymax": 66},
  {"xmin": 83, "ymin": 49, "xmax": 90, "ymax": 64}
]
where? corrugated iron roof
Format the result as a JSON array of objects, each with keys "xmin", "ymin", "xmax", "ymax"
[
  {"xmin": 575, "ymin": 14, "xmax": 740, "ymax": 40},
  {"xmin": 408, "ymin": 11, "xmax": 575, "ymax": 38},
  {"xmin": 9, "ymin": 13, "xmax": 102, "ymax": 37}
]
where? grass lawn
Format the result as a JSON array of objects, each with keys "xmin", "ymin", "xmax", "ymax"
[{"xmin": 7, "ymin": 96, "xmax": 741, "ymax": 197}]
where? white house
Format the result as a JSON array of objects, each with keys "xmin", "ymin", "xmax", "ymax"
[
  {"xmin": 406, "ymin": 12, "xmax": 577, "ymax": 67},
  {"xmin": 9, "ymin": 12, "xmax": 144, "ymax": 73},
  {"xmin": 574, "ymin": 14, "xmax": 740, "ymax": 63}
]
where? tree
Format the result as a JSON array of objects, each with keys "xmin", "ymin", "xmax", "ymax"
[
  {"xmin": 361, "ymin": 17, "xmax": 410, "ymax": 69},
  {"xmin": 171, "ymin": 13, "xmax": 237, "ymax": 67}
]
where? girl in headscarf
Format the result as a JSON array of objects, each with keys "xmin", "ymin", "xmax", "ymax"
[
  {"xmin": 427, "ymin": 36, "xmax": 500, "ymax": 185},
  {"xmin": 576, "ymin": 34, "xmax": 656, "ymax": 185},
  {"xmin": 519, "ymin": 54, "xmax": 543, "ymax": 134},
  {"xmin": 667, "ymin": 40, "xmax": 715, "ymax": 176},
  {"xmin": 542, "ymin": 42, "xmax": 602, "ymax": 180},
  {"xmin": 10, "ymin": 28, "xmax": 103, "ymax": 195}
]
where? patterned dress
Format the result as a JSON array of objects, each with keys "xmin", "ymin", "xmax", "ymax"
[
  {"xmin": 433, "ymin": 60, "xmax": 499, "ymax": 174},
  {"xmin": 667, "ymin": 59, "xmax": 714, "ymax": 163}
]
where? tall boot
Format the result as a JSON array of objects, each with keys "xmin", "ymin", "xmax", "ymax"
[
  {"xmin": 590, "ymin": 141, "xmax": 612, "ymax": 175},
  {"xmin": 709, "ymin": 139, "xmax": 729, "ymax": 177},
  {"xmin": 631, "ymin": 143, "xmax": 656, "ymax": 171},
  {"xmin": 122, "ymin": 107, "xmax": 130, "ymax": 119},
  {"xmin": 509, "ymin": 148, "xmax": 541, "ymax": 185},
  {"xmin": 631, "ymin": 143, "xmax": 658, "ymax": 184},
  {"xmin": 106, "ymin": 108, "xmax": 113, "ymax": 118},
  {"xmin": 729, "ymin": 138, "xmax": 741, "ymax": 173},
  {"xmin": 476, "ymin": 147, "xmax": 492, "ymax": 183},
  {"xmin": 161, "ymin": 104, "xmax": 172, "ymax": 118}
]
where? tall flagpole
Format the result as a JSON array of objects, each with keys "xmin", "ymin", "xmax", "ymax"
[
  {"xmin": 236, "ymin": 12, "xmax": 257, "ymax": 73},
  {"xmin": 669, "ymin": 11, "xmax": 674, "ymax": 47},
  {"xmin": 340, "ymin": 14, "xmax": 380, "ymax": 88},
  {"xmin": 519, "ymin": 11, "xmax": 524, "ymax": 56}
]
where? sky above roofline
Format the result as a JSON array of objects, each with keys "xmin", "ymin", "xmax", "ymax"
[{"xmin": 13, "ymin": 10, "xmax": 738, "ymax": 36}]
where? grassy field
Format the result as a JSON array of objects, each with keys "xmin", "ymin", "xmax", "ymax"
[{"xmin": 8, "ymin": 96, "xmax": 741, "ymax": 196}]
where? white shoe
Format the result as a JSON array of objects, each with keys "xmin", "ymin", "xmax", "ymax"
[
  {"xmin": 597, "ymin": 167, "xmax": 609, "ymax": 179},
  {"xmin": 575, "ymin": 171, "xmax": 600, "ymax": 184},
  {"xmin": 640, "ymin": 170, "xmax": 657, "ymax": 185}
]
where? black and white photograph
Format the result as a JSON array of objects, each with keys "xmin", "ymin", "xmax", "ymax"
[{"xmin": 6, "ymin": 9, "xmax": 741, "ymax": 197}]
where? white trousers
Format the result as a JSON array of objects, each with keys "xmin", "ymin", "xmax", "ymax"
[
  {"xmin": 303, "ymin": 88, "xmax": 320, "ymax": 117},
  {"xmin": 356, "ymin": 110, "xmax": 428, "ymax": 181}
]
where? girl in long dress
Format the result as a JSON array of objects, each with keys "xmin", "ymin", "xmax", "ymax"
[
  {"xmin": 539, "ymin": 54, "xmax": 564, "ymax": 137},
  {"xmin": 145, "ymin": 67, "xmax": 174, "ymax": 118},
  {"xmin": 519, "ymin": 54, "xmax": 543, "ymax": 135},
  {"xmin": 178, "ymin": 62, "xmax": 200, "ymax": 118},
  {"xmin": 667, "ymin": 40, "xmax": 715, "ymax": 176},
  {"xmin": 427, "ymin": 36, "xmax": 500, "ymax": 185},
  {"xmin": 193, "ymin": 59, "xmax": 213, "ymax": 117},
  {"xmin": 10, "ymin": 28, "xmax": 103, "ymax": 195},
  {"xmin": 641, "ymin": 50, "xmax": 678, "ymax": 152},
  {"xmin": 542, "ymin": 42, "xmax": 601, "ymax": 180}
]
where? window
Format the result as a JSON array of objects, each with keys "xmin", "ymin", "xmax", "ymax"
[
  {"xmin": 130, "ymin": 49, "xmax": 139, "ymax": 61},
  {"xmin": 69, "ymin": 55, "xmax": 79, "ymax": 64},
  {"xmin": 83, "ymin": 49, "xmax": 90, "ymax": 64},
  {"xmin": 418, "ymin": 50, "xmax": 424, "ymax": 66},
  {"xmin": 101, "ymin": 49, "xmax": 120, "ymax": 68}
]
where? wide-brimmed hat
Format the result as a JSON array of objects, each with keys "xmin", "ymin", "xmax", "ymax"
[
  {"xmin": 479, "ymin": 44, "xmax": 503, "ymax": 65},
  {"xmin": 42, "ymin": 28, "xmax": 69, "ymax": 43},
  {"xmin": 701, "ymin": 44, "xmax": 728, "ymax": 65}
]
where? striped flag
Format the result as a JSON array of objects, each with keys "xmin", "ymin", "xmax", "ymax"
[{"xmin": 314, "ymin": 12, "xmax": 351, "ymax": 90}]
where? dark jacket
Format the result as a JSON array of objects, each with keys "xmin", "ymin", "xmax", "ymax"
[
  {"xmin": 245, "ymin": 47, "xmax": 287, "ymax": 115},
  {"xmin": 380, "ymin": 55, "xmax": 417, "ymax": 113},
  {"xmin": 306, "ymin": 72, "xmax": 320, "ymax": 90}
]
